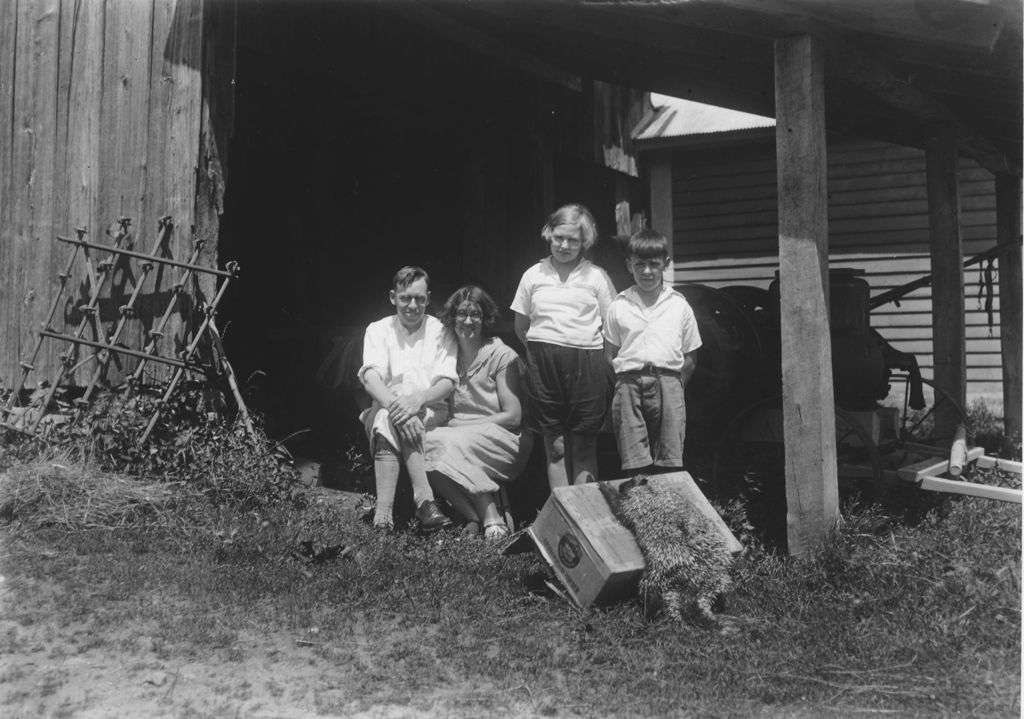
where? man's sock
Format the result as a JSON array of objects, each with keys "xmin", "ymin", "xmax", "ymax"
[
  {"xmin": 373, "ymin": 445, "xmax": 400, "ymax": 526},
  {"xmin": 404, "ymin": 450, "xmax": 434, "ymax": 508}
]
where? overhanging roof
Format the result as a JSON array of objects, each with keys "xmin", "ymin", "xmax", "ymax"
[{"xmin": 413, "ymin": 0, "xmax": 1022, "ymax": 175}]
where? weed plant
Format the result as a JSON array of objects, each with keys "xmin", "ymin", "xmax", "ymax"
[{"xmin": 2, "ymin": 383, "xmax": 303, "ymax": 510}]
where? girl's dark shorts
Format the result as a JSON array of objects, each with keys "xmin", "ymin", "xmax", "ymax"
[{"xmin": 525, "ymin": 341, "xmax": 610, "ymax": 437}]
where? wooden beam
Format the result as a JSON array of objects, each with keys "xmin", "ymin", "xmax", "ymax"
[
  {"xmin": 919, "ymin": 476, "xmax": 1022, "ymax": 504},
  {"xmin": 689, "ymin": 0, "xmax": 1008, "ymax": 52},
  {"xmin": 925, "ymin": 123, "xmax": 967, "ymax": 441},
  {"xmin": 648, "ymin": 150, "xmax": 674, "ymax": 272},
  {"xmin": 995, "ymin": 174, "xmax": 1022, "ymax": 453},
  {"xmin": 774, "ymin": 34, "xmax": 839, "ymax": 557},
  {"xmin": 975, "ymin": 455, "xmax": 1023, "ymax": 474},
  {"xmin": 622, "ymin": 2, "xmax": 1016, "ymax": 174},
  {"xmin": 824, "ymin": 38, "xmax": 1015, "ymax": 176}
]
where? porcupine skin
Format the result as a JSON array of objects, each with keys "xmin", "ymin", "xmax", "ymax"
[{"xmin": 601, "ymin": 478, "xmax": 733, "ymax": 626}]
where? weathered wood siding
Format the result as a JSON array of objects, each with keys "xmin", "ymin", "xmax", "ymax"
[
  {"xmin": 0, "ymin": 0, "xmax": 228, "ymax": 391},
  {"xmin": 670, "ymin": 138, "xmax": 1003, "ymax": 407}
]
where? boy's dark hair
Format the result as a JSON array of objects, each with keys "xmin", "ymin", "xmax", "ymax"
[
  {"xmin": 393, "ymin": 266, "xmax": 429, "ymax": 291},
  {"xmin": 626, "ymin": 229, "xmax": 671, "ymax": 260},
  {"xmin": 441, "ymin": 285, "xmax": 501, "ymax": 336}
]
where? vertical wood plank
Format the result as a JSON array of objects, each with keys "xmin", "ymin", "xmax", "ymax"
[
  {"xmin": 55, "ymin": 0, "xmax": 104, "ymax": 383},
  {"xmin": 925, "ymin": 123, "xmax": 966, "ymax": 440},
  {"xmin": 996, "ymin": 174, "xmax": 1022, "ymax": 453},
  {"xmin": 648, "ymin": 150, "xmax": 673, "ymax": 278},
  {"xmin": 774, "ymin": 34, "xmax": 839, "ymax": 556},
  {"xmin": 0, "ymin": 0, "xmax": 19, "ymax": 384},
  {"xmin": 138, "ymin": 0, "xmax": 204, "ymax": 380},
  {"xmin": 98, "ymin": 0, "xmax": 153, "ymax": 382},
  {"xmin": 195, "ymin": 0, "xmax": 235, "ymax": 303},
  {"xmin": 9, "ymin": 0, "xmax": 60, "ymax": 386}
]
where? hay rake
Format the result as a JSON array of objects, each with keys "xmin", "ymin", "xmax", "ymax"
[{"xmin": 0, "ymin": 216, "xmax": 254, "ymax": 445}]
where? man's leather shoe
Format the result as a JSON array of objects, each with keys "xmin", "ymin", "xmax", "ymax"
[{"xmin": 415, "ymin": 500, "xmax": 452, "ymax": 531}]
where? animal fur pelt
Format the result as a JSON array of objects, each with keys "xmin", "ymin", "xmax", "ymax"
[{"xmin": 600, "ymin": 477, "xmax": 733, "ymax": 626}]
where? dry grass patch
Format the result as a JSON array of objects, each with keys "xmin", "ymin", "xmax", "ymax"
[{"xmin": 0, "ymin": 456, "xmax": 191, "ymax": 530}]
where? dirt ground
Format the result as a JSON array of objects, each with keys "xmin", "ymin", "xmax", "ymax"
[
  {"xmin": 0, "ymin": 487, "xmax": 545, "ymax": 719},
  {"xmin": 0, "ymin": 562, "xmax": 550, "ymax": 719}
]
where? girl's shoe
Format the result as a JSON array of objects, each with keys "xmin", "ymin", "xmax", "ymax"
[{"xmin": 483, "ymin": 522, "xmax": 510, "ymax": 541}]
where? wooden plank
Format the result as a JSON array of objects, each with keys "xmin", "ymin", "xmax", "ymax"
[
  {"xmin": 975, "ymin": 456, "xmax": 1023, "ymax": 475},
  {"xmin": 649, "ymin": 150, "xmax": 673, "ymax": 262},
  {"xmin": 55, "ymin": 0, "xmax": 104, "ymax": 384},
  {"xmin": 0, "ymin": 0, "xmax": 18, "ymax": 384},
  {"xmin": 9, "ymin": 0, "xmax": 60, "ymax": 387},
  {"xmin": 926, "ymin": 123, "xmax": 967, "ymax": 440},
  {"xmin": 98, "ymin": 0, "xmax": 154, "ymax": 383},
  {"xmin": 142, "ymin": 0, "xmax": 206, "ymax": 380},
  {"xmin": 895, "ymin": 446, "xmax": 984, "ymax": 481},
  {"xmin": 919, "ymin": 476, "xmax": 1022, "ymax": 504},
  {"xmin": 995, "ymin": 174, "xmax": 1022, "ymax": 453},
  {"xmin": 194, "ymin": 0, "xmax": 236, "ymax": 303},
  {"xmin": 774, "ymin": 34, "xmax": 839, "ymax": 556}
]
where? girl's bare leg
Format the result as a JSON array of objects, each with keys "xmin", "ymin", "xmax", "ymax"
[
  {"xmin": 543, "ymin": 434, "xmax": 571, "ymax": 489},
  {"xmin": 568, "ymin": 432, "xmax": 598, "ymax": 484}
]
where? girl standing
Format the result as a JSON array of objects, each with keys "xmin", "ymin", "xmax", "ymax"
[{"xmin": 511, "ymin": 204, "xmax": 616, "ymax": 487}]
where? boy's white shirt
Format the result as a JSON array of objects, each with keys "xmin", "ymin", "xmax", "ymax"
[
  {"xmin": 510, "ymin": 258, "xmax": 616, "ymax": 350},
  {"xmin": 358, "ymin": 315, "xmax": 457, "ymax": 445},
  {"xmin": 603, "ymin": 285, "xmax": 702, "ymax": 374}
]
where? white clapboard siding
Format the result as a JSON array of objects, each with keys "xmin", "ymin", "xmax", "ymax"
[{"xmin": 670, "ymin": 138, "xmax": 1002, "ymax": 408}]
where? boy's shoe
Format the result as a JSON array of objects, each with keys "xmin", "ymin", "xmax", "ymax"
[{"xmin": 415, "ymin": 500, "xmax": 452, "ymax": 531}]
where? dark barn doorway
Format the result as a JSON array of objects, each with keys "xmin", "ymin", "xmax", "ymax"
[{"xmin": 216, "ymin": 3, "xmax": 648, "ymax": 497}]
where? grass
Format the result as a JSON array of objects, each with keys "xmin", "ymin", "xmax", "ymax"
[
  {"xmin": 1, "ymin": 451, "xmax": 1019, "ymax": 718},
  {"xmin": 0, "ymin": 396, "xmax": 1019, "ymax": 716}
]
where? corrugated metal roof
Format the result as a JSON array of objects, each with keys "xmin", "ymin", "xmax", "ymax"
[{"xmin": 632, "ymin": 94, "xmax": 775, "ymax": 142}]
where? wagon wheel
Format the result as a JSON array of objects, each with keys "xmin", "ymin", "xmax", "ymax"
[{"xmin": 886, "ymin": 374, "xmax": 971, "ymax": 447}]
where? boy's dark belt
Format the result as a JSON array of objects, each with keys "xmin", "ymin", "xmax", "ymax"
[{"xmin": 616, "ymin": 363, "xmax": 681, "ymax": 379}]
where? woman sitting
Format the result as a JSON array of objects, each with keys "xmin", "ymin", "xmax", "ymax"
[{"xmin": 424, "ymin": 286, "xmax": 534, "ymax": 540}]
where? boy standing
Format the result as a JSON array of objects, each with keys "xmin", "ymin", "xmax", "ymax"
[
  {"xmin": 359, "ymin": 266, "xmax": 456, "ymax": 531},
  {"xmin": 603, "ymin": 230, "xmax": 702, "ymax": 476}
]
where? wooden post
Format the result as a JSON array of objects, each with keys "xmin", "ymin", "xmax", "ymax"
[
  {"xmin": 774, "ymin": 34, "xmax": 839, "ymax": 556},
  {"xmin": 996, "ymin": 174, "xmax": 1022, "ymax": 453},
  {"xmin": 925, "ymin": 123, "xmax": 966, "ymax": 441},
  {"xmin": 649, "ymin": 150, "xmax": 674, "ymax": 279}
]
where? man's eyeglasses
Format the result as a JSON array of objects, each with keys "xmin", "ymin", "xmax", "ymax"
[{"xmin": 455, "ymin": 310, "xmax": 483, "ymax": 321}]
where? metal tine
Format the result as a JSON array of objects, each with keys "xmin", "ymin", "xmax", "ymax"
[
  {"xmin": 73, "ymin": 216, "xmax": 174, "ymax": 418},
  {"xmin": 126, "ymin": 238, "xmax": 207, "ymax": 392},
  {"xmin": 2, "ymin": 226, "xmax": 87, "ymax": 416},
  {"xmin": 29, "ymin": 219, "xmax": 132, "ymax": 432},
  {"xmin": 138, "ymin": 265, "xmax": 237, "ymax": 446}
]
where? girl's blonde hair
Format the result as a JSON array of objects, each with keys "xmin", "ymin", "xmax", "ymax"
[{"xmin": 540, "ymin": 203, "xmax": 597, "ymax": 251}]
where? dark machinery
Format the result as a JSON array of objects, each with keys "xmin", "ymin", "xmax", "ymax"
[{"xmin": 677, "ymin": 265, "xmax": 1020, "ymax": 539}]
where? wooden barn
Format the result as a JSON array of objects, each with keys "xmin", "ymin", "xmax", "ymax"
[
  {"xmin": 634, "ymin": 94, "xmax": 1008, "ymax": 409},
  {"xmin": 2, "ymin": 0, "xmax": 1021, "ymax": 553}
]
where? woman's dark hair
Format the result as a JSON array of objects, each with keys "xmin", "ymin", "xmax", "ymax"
[{"xmin": 441, "ymin": 285, "xmax": 501, "ymax": 336}]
